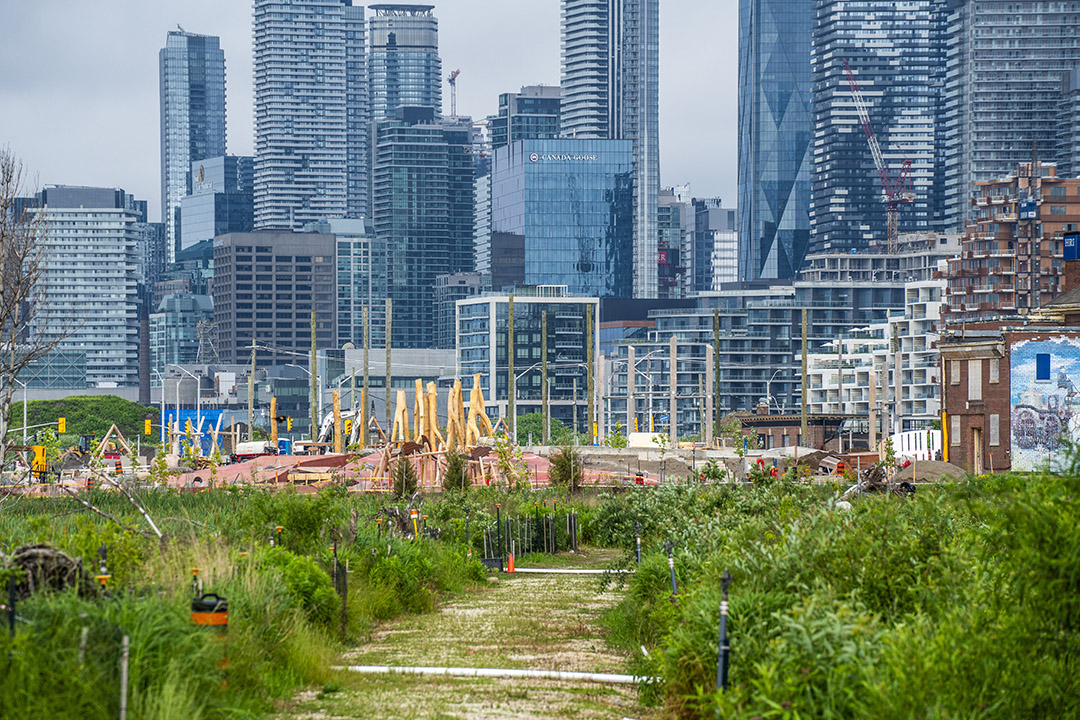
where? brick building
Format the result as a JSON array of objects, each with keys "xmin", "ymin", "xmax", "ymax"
[{"xmin": 941, "ymin": 251, "xmax": 1080, "ymax": 474}]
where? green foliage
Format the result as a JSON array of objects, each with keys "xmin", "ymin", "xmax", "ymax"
[
  {"xmin": 548, "ymin": 447, "xmax": 583, "ymax": 492},
  {"xmin": 259, "ymin": 546, "xmax": 341, "ymax": 625},
  {"xmin": 392, "ymin": 456, "xmax": 418, "ymax": 498},
  {"xmin": 697, "ymin": 458, "xmax": 727, "ymax": 483},
  {"xmin": 603, "ymin": 421, "xmax": 628, "ymax": 448},
  {"xmin": 9, "ymin": 395, "xmax": 158, "ymax": 442},
  {"xmin": 491, "ymin": 432, "xmax": 527, "ymax": 489},
  {"xmin": 515, "ymin": 412, "xmax": 575, "ymax": 445},
  {"xmin": 441, "ymin": 451, "xmax": 469, "ymax": 492}
]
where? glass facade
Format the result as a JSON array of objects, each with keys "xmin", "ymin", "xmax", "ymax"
[
  {"xmin": 490, "ymin": 85, "xmax": 562, "ymax": 150},
  {"xmin": 159, "ymin": 31, "xmax": 226, "ymax": 262},
  {"xmin": 810, "ymin": 0, "xmax": 946, "ymax": 254},
  {"xmin": 149, "ymin": 294, "xmax": 214, "ymax": 384},
  {"xmin": 253, "ymin": 1, "xmax": 366, "ymax": 229},
  {"xmin": 737, "ymin": 0, "xmax": 813, "ymax": 280},
  {"xmin": 561, "ymin": 0, "xmax": 660, "ymax": 298},
  {"xmin": 692, "ymin": 199, "xmax": 737, "ymax": 292},
  {"xmin": 372, "ymin": 112, "xmax": 474, "ymax": 348},
  {"xmin": 368, "ymin": 4, "xmax": 441, "ymax": 120},
  {"xmin": 491, "ymin": 139, "xmax": 633, "ymax": 298}
]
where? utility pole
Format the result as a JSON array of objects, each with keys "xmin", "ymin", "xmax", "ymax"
[
  {"xmin": 713, "ymin": 309, "xmax": 721, "ymax": 441},
  {"xmin": 541, "ymin": 308, "xmax": 548, "ymax": 445},
  {"xmin": 248, "ymin": 336, "xmax": 255, "ymax": 442},
  {"xmin": 507, "ymin": 293, "xmax": 515, "ymax": 438},
  {"xmin": 669, "ymin": 335, "xmax": 677, "ymax": 448},
  {"xmin": 801, "ymin": 309, "xmax": 808, "ymax": 446},
  {"xmin": 586, "ymin": 303, "xmax": 594, "ymax": 445},
  {"xmin": 837, "ymin": 337, "xmax": 844, "ymax": 453},
  {"xmin": 310, "ymin": 311, "xmax": 318, "ymax": 441},
  {"xmin": 385, "ymin": 298, "xmax": 392, "ymax": 430},
  {"xmin": 362, "ymin": 305, "xmax": 369, "ymax": 446},
  {"xmin": 626, "ymin": 345, "xmax": 636, "ymax": 432}
]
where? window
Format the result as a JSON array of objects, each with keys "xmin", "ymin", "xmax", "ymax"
[
  {"xmin": 989, "ymin": 358, "xmax": 1000, "ymax": 384},
  {"xmin": 1036, "ymin": 353, "xmax": 1051, "ymax": 381},
  {"xmin": 951, "ymin": 360, "xmax": 961, "ymax": 385},
  {"xmin": 950, "ymin": 415, "xmax": 960, "ymax": 445},
  {"xmin": 968, "ymin": 360, "xmax": 982, "ymax": 401},
  {"xmin": 989, "ymin": 414, "xmax": 1000, "ymax": 446}
]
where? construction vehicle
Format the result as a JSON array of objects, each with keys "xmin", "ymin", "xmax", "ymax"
[
  {"xmin": 234, "ymin": 441, "xmax": 277, "ymax": 462},
  {"xmin": 315, "ymin": 408, "xmax": 365, "ymax": 449}
]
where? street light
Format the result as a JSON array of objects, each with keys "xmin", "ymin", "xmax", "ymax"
[
  {"xmin": 611, "ymin": 350, "xmax": 663, "ymax": 434},
  {"xmin": 766, "ymin": 368, "xmax": 784, "ymax": 414},
  {"xmin": 286, "ymin": 363, "xmax": 322, "ymax": 422},
  {"xmin": 152, "ymin": 369, "xmax": 166, "ymax": 445},
  {"xmin": 169, "ymin": 365, "xmax": 201, "ymax": 435}
]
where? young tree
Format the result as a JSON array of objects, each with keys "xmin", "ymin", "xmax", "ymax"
[{"xmin": 0, "ymin": 148, "xmax": 70, "ymax": 473}]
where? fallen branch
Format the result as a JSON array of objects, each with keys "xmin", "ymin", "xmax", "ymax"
[{"xmin": 59, "ymin": 485, "xmax": 153, "ymax": 539}]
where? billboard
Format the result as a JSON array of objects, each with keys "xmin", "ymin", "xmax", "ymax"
[{"xmin": 1065, "ymin": 232, "xmax": 1079, "ymax": 262}]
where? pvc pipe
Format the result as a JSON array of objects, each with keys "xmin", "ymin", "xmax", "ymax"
[
  {"xmin": 509, "ymin": 568, "xmax": 634, "ymax": 575},
  {"xmin": 332, "ymin": 664, "xmax": 657, "ymax": 685}
]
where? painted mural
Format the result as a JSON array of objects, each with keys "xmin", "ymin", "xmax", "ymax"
[{"xmin": 1011, "ymin": 337, "xmax": 1080, "ymax": 471}]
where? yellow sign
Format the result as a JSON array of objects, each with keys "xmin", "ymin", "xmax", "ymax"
[
  {"xmin": 31, "ymin": 445, "xmax": 46, "ymax": 475},
  {"xmin": 57, "ymin": 417, "xmax": 66, "ymax": 433},
  {"xmin": 145, "ymin": 419, "xmax": 152, "ymax": 435}
]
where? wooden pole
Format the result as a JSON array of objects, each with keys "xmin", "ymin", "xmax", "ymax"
[
  {"xmin": 362, "ymin": 305, "xmax": 369, "ymax": 447},
  {"xmin": 713, "ymin": 309, "xmax": 721, "ymax": 440},
  {"xmin": 801, "ymin": 308, "xmax": 808, "ymax": 446},
  {"xmin": 333, "ymin": 391, "xmax": 342, "ymax": 454},
  {"xmin": 310, "ymin": 311, "xmax": 318, "ymax": 441},
  {"xmin": 385, "ymin": 298, "xmax": 392, "ymax": 433},
  {"xmin": 586, "ymin": 303, "xmax": 594, "ymax": 445},
  {"xmin": 508, "ymin": 293, "xmax": 515, "ymax": 439},
  {"xmin": 541, "ymin": 308, "xmax": 548, "ymax": 445},
  {"xmin": 248, "ymin": 337, "xmax": 256, "ymax": 442},
  {"xmin": 270, "ymin": 396, "xmax": 278, "ymax": 451}
]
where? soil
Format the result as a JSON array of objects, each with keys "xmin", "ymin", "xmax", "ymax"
[
  {"xmin": 892, "ymin": 460, "xmax": 967, "ymax": 483},
  {"xmin": 277, "ymin": 548, "xmax": 660, "ymax": 720}
]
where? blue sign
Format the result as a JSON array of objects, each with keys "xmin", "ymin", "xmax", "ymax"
[
  {"xmin": 277, "ymin": 438, "xmax": 292, "ymax": 455},
  {"xmin": 1065, "ymin": 233, "xmax": 1079, "ymax": 261},
  {"xmin": 1019, "ymin": 201, "xmax": 1037, "ymax": 220}
]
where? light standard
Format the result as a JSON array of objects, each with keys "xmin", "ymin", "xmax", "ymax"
[
  {"xmin": 512, "ymin": 362, "xmax": 543, "ymax": 440},
  {"xmin": 152, "ymin": 370, "xmax": 166, "ymax": 445},
  {"xmin": 610, "ymin": 350, "xmax": 663, "ymax": 435},
  {"xmin": 286, "ymin": 363, "xmax": 321, "ymax": 428},
  {"xmin": 169, "ymin": 365, "xmax": 201, "ymax": 435},
  {"xmin": 766, "ymin": 368, "xmax": 784, "ymax": 414}
]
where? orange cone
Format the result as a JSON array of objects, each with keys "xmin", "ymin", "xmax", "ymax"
[{"xmin": 508, "ymin": 552, "xmax": 515, "ymax": 573}]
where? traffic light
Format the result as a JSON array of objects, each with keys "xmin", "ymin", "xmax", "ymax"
[
  {"xmin": 57, "ymin": 417, "xmax": 66, "ymax": 434},
  {"xmin": 144, "ymin": 419, "xmax": 152, "ymax": 435},
  {"xmin": 344, "ymin": 419, "xmax": 353, "ymax": 435},
  {"xmin": 286, "ymin": 417, "xmax": 292, "ymax": 431}
]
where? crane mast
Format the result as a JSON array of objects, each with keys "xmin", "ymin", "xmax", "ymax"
[{"xmin": 447, "ymin": 69, "xmax": 461, "ymax": 117}]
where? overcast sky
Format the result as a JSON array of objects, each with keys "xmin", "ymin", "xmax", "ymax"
[{"xmin": 0, "ymin": 0, "xmax": 737, "ymax": 221}]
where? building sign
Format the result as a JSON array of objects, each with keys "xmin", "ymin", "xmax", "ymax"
[
  {"xmin": 1010, "ymin": 336, "xmax": 1080, "ymax": 471},
  {"xmin": 1019, "ymin": 201, "xmax": 1037, "ymax": 220},
  {"xmin": 1065, "ymin": 232, "xmax": 1079, "ymax": 261},
  {"xmin": 529, "ymin": 152, "xmax": 598, "ymax": 162}
]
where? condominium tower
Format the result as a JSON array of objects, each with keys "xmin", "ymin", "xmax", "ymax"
[
  {"xmin": 252, "ymin": 0, "xmax": 367, "ymax": 229},
  {"xmin": 561, "ymin": 0, "xmax": 660, "ymax": 298},
  {"xmin": 159, "ymin": 30, "xmax": 226, "ymax": 262},
  {"xmin": 738, "ymin": 0, "xmax": 813, "ymax": 280},
  {"xmin": 368, "ymin": 4, "xmax": 442, "ymax": 120}
]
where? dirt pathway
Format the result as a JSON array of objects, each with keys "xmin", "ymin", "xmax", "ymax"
[{"xmin": 279, "ymin": 549, "xmax": 659, "ymax": 719}]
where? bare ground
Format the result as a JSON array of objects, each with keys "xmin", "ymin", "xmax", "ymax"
[{"xmin": 277, "ymin": 548, "xmax": 660, "ymax": 720}]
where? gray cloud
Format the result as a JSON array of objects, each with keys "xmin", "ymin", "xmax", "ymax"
[{"xmin": 0, "ymin": 0, "xmax": 737, "ymax": 219}]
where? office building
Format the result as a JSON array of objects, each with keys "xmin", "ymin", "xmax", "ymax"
[
  {"xmin": 457, "ymin": 287, "xmax": 599, "ymax": 432},
  {"xmin": 159, "ymin": 30, "xmax": 226, "ymax": 262},
  {"xmin": 368, "ymin": 4, "xmax": 441, "ymax": 120},
  {"xmin": 945, "ymin": 162, "xmax": 1080, "ymax": 324},
  {"xmin": 490, "ymin": 138, "xmax": 633, "ymax": 297},
  {"xmin": 489, "ymin": 85, "xmax": 562, "ymax": 150},
  {"xmin": 435, "ymin": 273, "xmax": 487, "ymax": 350},
  {"xmin": 213, "ymin": 232, "xmax": 337, "ymax": 365},
  {"xmin": 737, "ymin": 0, "xmax": 813, "ymax": 280},
  {"xmin": 657, "ymin": 187, "xmax": 692, "ymax": 299},
  {"xmin": 372, "ymin": 108, "xmax": 474, "ymax": 348},
  {"xmin": 692, "ymin": 198, "xmax": 738, "ymax": 292},
  {"xmin": 810, "ymin": 0, "xmax": 946, "ymax": 254},
  {"xmin": 155, "ymin": 240, "xmax": 214, "ymax": 309},
  {"xmin": 942, "ymin": 1, "xmax": 1080, "ymax": 229},
  {"xmin": 150, "ymin": 294, "xmax": 215, "ymax": 383},
  {"xmin": 561, "ymin": 0, "xmax": 660, "ymax": 298},
  {"xmin": 23, "ymin": 186, "xmax": 145, "ymax": 387},
  {"xmin": 474, "ymin": 159, "xmax": 493, "ymax": 277},
  {"xmin": 180, "ymin": 156, "xmax": 254, "ymax": 251},
  {"xmin": 252, "ymin": 0, "xmax": 367, "ymax": 229}
]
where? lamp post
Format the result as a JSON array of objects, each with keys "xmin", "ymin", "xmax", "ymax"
[
  {"xmin": 766, "ymin": 368, "xmax": 783, "ymax": 415},
  {"xmin": 169, "ymin": 365, "xmax": 201, "ymax": 435},
  {"xmin": 286, "ymin": 363, "xmax": 321, "ymax": 432},
  {"xmin": 611, "ymin": 350, "xmax": 663, "ymax": 436},
  {"xmin": 512, "ymin": 362, "xmax": 543, "ymax": 441},
  {"xmin": 152, "ymin": 370, "xmax": 165, "ymax": 445}
]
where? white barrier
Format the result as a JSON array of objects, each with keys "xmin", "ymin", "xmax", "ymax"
[{"xmin": 889, "ymin": 429, "xmax": 941, "ymax": 462}]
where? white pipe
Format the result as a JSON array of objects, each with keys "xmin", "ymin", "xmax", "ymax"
[
  {"xmin": 509, "ymin": 568, "xmax": 633, "ymax": 575},
  {"xmin": 332, "ymin": 664, "xmax": 657, "ymax": 685}
]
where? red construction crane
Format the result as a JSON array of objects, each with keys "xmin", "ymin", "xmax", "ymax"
[
  {"xmin": 447, "ymin": 69, "xmax": 461, "ymax": 117},
  {"xmin": 842, "ymin": 60, "xmax": 914, "ymax": 254}
]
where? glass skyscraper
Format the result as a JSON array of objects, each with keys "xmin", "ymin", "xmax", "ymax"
[
  {"xmin": 252, "ymin": 0, "xmax": 367, "ymax": 230},
  {"xmin": 159, "ymin": 30, "xmax": 226, "ymax": 262},
  {"xmin": 942, "ymin": 0, "xmax": 1080, "ymax": 229},
  {"xmin": 489, "ymin": 85, "xmax": 562, "ymax": 150},
  {"xmin": 490, "ymin": 139, "xmax": 633, "ymax": 297},
  {"xmin": 368, "ymin": 4, "xmax": 442, "ymax": 120},
  {"xmin": 179, "ymin": 155, "xmax": 254, "ymax": 251},
  {"xmin": 809, "ymin": 0, "xmax": 946, "ymax": 254},
  {"xmin": 561, "ymin": 0, "xmax": 659, "ymax": 298},
  {"xmin": 372, "ymin": 109, "xmax": 474, "ymax": 348},
  {"xmin": 737, "ymin": 0, "xmax": 812, "ymax": 280}
]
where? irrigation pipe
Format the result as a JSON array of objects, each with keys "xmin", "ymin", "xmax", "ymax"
[
  {"xmin": 509, "ymin": 568, "xmax": 633, "ymax": 575},
  {"xmin": 332, "ymin": 664, "xmax": 657, "ymax": 684}
]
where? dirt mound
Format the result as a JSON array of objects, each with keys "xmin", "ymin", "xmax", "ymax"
[{"xmin": 893, "ymin": 460, "xmax": 967, "ymax": 483}]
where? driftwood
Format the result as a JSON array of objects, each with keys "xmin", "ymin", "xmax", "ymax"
[
  {"xmin": 840, "ymin": 464, "xmax": 917, "ymax": 501},
  {"xmin": 2, "ymin": 544, "xmax": 97, "ymax": 600}
]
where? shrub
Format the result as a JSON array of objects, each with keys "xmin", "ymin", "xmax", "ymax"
[
  {"xmin": 392, "ymin": 456, "xmax": 418, "ymax": 498},
  {"xmin": 441, "ymin": 451, "xmax": 469, "ymax": 492},
  {"xmin": 259, "ymin": 546, "xmax": 341, "ymax": 626},
  {"xmin": 548, "ymin": 447, "xmax": 583, "ymax": 493}
]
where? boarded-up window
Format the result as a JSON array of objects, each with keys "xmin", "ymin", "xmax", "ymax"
[
  {"xmin": 951, "ymin": 360, "xmax": 961, "ymax": 385},
  {"xmin": 1037, "ymin": 353, "xmax": 1051, "ymax": 381},
  {"xmin": 989, "ymin": 358, "xmax": 1000, "ymax": 384},
  {"xmin": 989, "ymin": 414, "xmax": 1000, "ymax": 446},
  {"xmin": 950, "ymin": 415, "xmax": 960, "ymax": 445},
  {"xmin": 968, "ymin": 360, "xmax": 982, "ymax": 401}
]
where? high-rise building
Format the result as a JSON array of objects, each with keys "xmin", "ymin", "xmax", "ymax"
[
  {"xmin": 150, "ymin": 294, "xmax": 215, "ymax": 382},
  {"xmin": 179, "ymin": 155, "xmax": 254, "ymax": 252},
  {"xmin": 737, "ymin": 0, "xmax": 813, "ymax": 280},
  {"xmin": 372, "ymin": 108, "xmax": 475, "ymax": 348},
  {"xmin": 810, "ymin": 0, "xmax": 946, "ymax": 254},
  {"xmin": 368, "ymin": 4, "xmax": 442, "ymax": 120},
  {"xmin": 490, "ymin": 139, "xmax": 633, "ymax": 298},
  {"xmin": 489, "ymin": 85, "xmax": 562, "ymax": 150},
  {"xmin": 435, "ymin": 272, "xmax": 487, "ymax": 349},
  {"xmin": 252, "ymin": 0, "xmax": 367, "ymax": 230},
  {"xmin": 691, "ymin": 198, "xmax": 738, "ymax": 292},
  {"xmin": 561, "ymin": 0, "xmax": 660, "ymax": 298},
  {"xmin": 159, "ymin": 30, "xmax": 226, "ymax": 262},
  {"xmin": 213, "ymin": 232, "xmax": 337, "ymax": 364},
  {"xmin": 1059, "ymin": 68, "xmax": 1080, "ymax": 178},
  {"xmin": 942, "ymin": 0, "xmax": 1080, "ymax": 230},
  {"xmin": 24, "ymin": 186, "xmax": 146, "ymax": 387},
  {"xmin": 657, "ymin": 186, "xmax": 692, "ymax": 299}
]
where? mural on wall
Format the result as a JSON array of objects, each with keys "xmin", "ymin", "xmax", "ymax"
[{"xmin": 1011, "ymin": 337, "xmax": 1080, "ymax": 471}]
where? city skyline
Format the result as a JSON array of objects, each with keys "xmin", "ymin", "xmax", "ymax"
[{"xmin": 0, "ymin": 0, "xmax": 735, "ymax": 222}]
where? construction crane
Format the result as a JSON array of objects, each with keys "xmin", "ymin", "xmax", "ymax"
[
  {"xmin": 842, "ymin": 60, "xmax": 914, "ymax": 254},
  {"xmin": 447, "ymin": 69, "xmax": 461, "ymax": 117}
]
